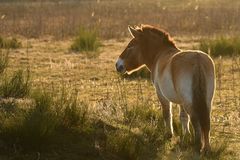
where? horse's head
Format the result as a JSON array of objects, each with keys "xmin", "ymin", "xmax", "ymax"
[
  {"xmin": 116, "ymin": 25, "xmax": 176, "ymax": 74},
  {"xmin": 116, "ymin": 26, "xmax": 145, "ymax": 74}
]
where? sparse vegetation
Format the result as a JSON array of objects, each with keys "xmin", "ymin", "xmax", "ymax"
[
  {"xmin": 0, "ymin": 85, "xmax": 233, "ymax": 159},
  {"xmin": 0, "ymin": 87, "xmax": 91, "ymax": 153},
  {"xmin": 0, "ymin": 0, "xmax": 239, "ymax": 159},
  {"xmin": 198, "ymin": 37, "xmax": 240, "ymax": 57},
  {"xmin": 104, "ymin": 104, "xmax": 168, "ymax": 160},
  {"xmin": 0, "ymin": 38, "xmax": 238, "ymax": 159},
  {"xmin": 0, "ymin": 93, "xmax": 58, "ymax": 151}
]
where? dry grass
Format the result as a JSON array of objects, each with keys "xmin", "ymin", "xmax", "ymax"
[
  {"xmin": 1, "ymin": 36, "xmax": 239, "ymax": 159},
  {"xmin": 0, "ymin": 0, "xmax": 240, "ymax": 39},
  {"xmin": 0, "ymin": 0, "xmax": 239, "ymax": 159},
  {"xmin": 198, "ymin": 37, "xmax": 240, "ymax": 57}
]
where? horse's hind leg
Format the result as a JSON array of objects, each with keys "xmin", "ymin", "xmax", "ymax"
[
  {"xmin": 180, "ymin": 106, "xmax": 190, "ymax": 136},
  {"xmin": 179, "ymin": 106, "xmax": 191, "ymax": 144},
  {"xmin": 190, "ymin": 113, "xmax": 202, "ymax": 153},
  {"xmin": 201, "ymin": 123, "xmax": 210, "ymax": 154},
  {"xmin": 201, "ymin": 105, "xmax": 211, "ymax": 153}
]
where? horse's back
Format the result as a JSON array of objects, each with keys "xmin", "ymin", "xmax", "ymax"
[
  {"xmin": 155, "ymin": 50, "xmax": 215, "ymax": 110},
  {"xmin": 170, "ymin": 50, "xmax": 215, "ymax": 107},
  {"xmin": 171, "ymin": 50, "xmax": 214, "ymax": 79}
]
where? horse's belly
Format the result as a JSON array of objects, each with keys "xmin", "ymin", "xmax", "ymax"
[
  {"xmin": 160, "ymin": 78, "xmax": 180, "ymax": 103},
  {"xmin": 154, "ymin": 70, "xmax": 181, "ymax": 104}
]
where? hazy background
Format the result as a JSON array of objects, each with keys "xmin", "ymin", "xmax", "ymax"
[{"xmin": 0, "ymin": 0, "xmax": 240, "ymax": 39}]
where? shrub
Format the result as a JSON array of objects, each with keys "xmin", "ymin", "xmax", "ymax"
[
  {"xmin": 19, "ymin": 90, "xmax": 60, "ymax": 149},
  {"xmin": 0, "ymin": 36, "xmax": 21, "ymax": 49},
  {"xmin": 62, "ymin": 96, "xmax": 89, "ymax": 128},
  {"xmin": 0, "ymin": 50, "xmax": 9, "ymax": 74},
  {"xmin": 52, "ymin": 85, "xmax": 90, "ymax": 129},
  {"xmin": 0, "ymin": 69, "xmax": 31, "ymax": 98},
  {"xmin": 70, "ymin": 28, "xmax": 101, "ymax": 56},
  {"xmin": 0, "ymin": 85, "xmax": 92, "ymax": 152},
  {"xmin": 0, "ymin": 101, "xmax": 26, "ymax": 147},
  {"xmin": 0, "ymin": 91, "xmax": 60, "ymax": 151},
  {"xmin": 102, "ymin": 103, "xmax": 170, "ymax": 160},
  {"xmin": 198, "ymin": 37, "xmax": 240, "ymax": 57}
]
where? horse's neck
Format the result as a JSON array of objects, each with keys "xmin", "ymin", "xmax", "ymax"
[{"xmin": 150, "ymin": 47, "xmax": 180, "ymax": 73}]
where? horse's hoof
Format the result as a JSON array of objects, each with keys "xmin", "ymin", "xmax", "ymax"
[
  {"xmin": 164, "ymin": 132, "xmax": 173, "ymax": 140},
  {"xmin": 201, "ymin": 146, "xmax": 211, "ymax": 155},
  {"xmin": 192, "ymin": 152, "xmax": 201, "ymax": 160}
]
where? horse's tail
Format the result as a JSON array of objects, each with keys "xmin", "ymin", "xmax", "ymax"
[{"xmin": 192, "ymin": 59, "xmax": 210, "ymax": 133}]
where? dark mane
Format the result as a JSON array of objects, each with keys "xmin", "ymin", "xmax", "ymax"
[{"xmin": 139, "ymin": 24, "xmax": 176, "ymax": 48}]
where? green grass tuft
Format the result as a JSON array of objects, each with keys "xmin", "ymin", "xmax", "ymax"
[
  {"xmin": 19, "ymin": 90, "xmax": 60, "ymax": 150},
  {"xmin": 70, "ymin": 28, "xmax": 101, "ymax": 57},
  {"xmin": 198, "ymin": 37, "xmax": 240, "ymax": 57},
  {"xmin": 102, "ymin": 104, "xmax": 169, "ymax": 160},
  {"xmin": 60, "ymin": 90, "xmax": 89, "ymax": 129},
  {"xmin": 0, "ymin": 69, "xmax": 31, "ymax": 98},
  {"xmin": 0, "ymin": 50, "xmax": 9, "ymax": 74},
  {"xmin": 0, "ymin": 36, "xmax": 21, "ymax": 49}
]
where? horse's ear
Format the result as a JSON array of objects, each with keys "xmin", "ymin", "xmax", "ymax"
[{"xmin": 128, "ymin": 25, "xmax": 142, "ymax": 39}]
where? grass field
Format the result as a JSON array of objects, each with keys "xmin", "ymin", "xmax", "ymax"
[
  {"xmin": 1, "ymin": 0, "xmax": 240, "ymax": 39},
  {"xmin": 0, "ymin": 0, "xmax": 240, "ymax": 159}
]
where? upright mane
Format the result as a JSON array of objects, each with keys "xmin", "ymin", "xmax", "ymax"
[{"xmin": 137, "ymin": 24, "xmax": 176, "ymax": 48}]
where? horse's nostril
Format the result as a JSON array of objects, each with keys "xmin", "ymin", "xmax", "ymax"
[
  {"xmin": 116, "ymin": 65, "xmax": 124, "ymax": 73},
  {"xmin": 119, "ymin": 65, "xmax": 124, "ymax": 72},
  {"xmin": 116, "ymin": 58, "xmax": 125, "ymax": 73}
]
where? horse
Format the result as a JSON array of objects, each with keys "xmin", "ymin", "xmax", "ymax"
[{"xmin": 115, "ymin": 24, "xmax": 215, "ymax": 153}]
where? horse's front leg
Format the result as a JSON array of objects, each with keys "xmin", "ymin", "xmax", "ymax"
[{"xmin": 156, "ymin": 90, "xmax": 173, "ymax": 139}]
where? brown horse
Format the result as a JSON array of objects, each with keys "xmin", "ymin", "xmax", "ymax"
[{"xmin": 115, "ymin": 24, "xmax": 215, "ymax": 153}]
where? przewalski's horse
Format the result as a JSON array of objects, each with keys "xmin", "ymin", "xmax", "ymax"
[{"xmin": 115, "ymin": 24, "xmax": 215, "ymax": 153}]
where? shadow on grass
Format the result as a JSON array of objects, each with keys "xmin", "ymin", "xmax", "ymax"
[{"xmin": 0, "ymin": 93, "xmax": 236, "ymax": 160}]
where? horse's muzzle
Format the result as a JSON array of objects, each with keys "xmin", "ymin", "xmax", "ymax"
[
  {"xmin": 116, "ymin": 64, "xmax": 124, "ymax": 73},
  {"xmin": 116, "ymin": 58, "xmax": 125, "ymax": 73}
]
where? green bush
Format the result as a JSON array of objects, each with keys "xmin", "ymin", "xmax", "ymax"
[
  {"xmin": 198, "ymin": 37, "xmax": 240, "ymax": 57},
  {"xmin": 0, "ymin": 91, "xmax": 60, "ymax": 151},
  {"xmin": 0, "ymin": 85, "xmax": 92, "ymax": 152},
  {"xmin": 104, "ymin": 104, "xmax": 169, "ymax": 160},
  {"xmin": 0, "ymin": 101, "xmax": 26, "ymax": 147},
  {"xmin": 19, "ymin": 90, "xmax": 60, "ymax": 149},
  {"xmin": 0, "ymin": 50, "xmax": 9, "ymax": 74},
  {"xmin": 70, "ymin": 28, "xmax": 101, "ymax": 55},
  {"xmin": 0, "ymin": 36, "xmax": 21, "ymax": 49},
  {"xmin": 0, "ymin": 69, "xmax": 31, "ymax": 98},
  {"xmin": 62, "ymin": 95, "xmax": 89, "ymax": 128}
]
